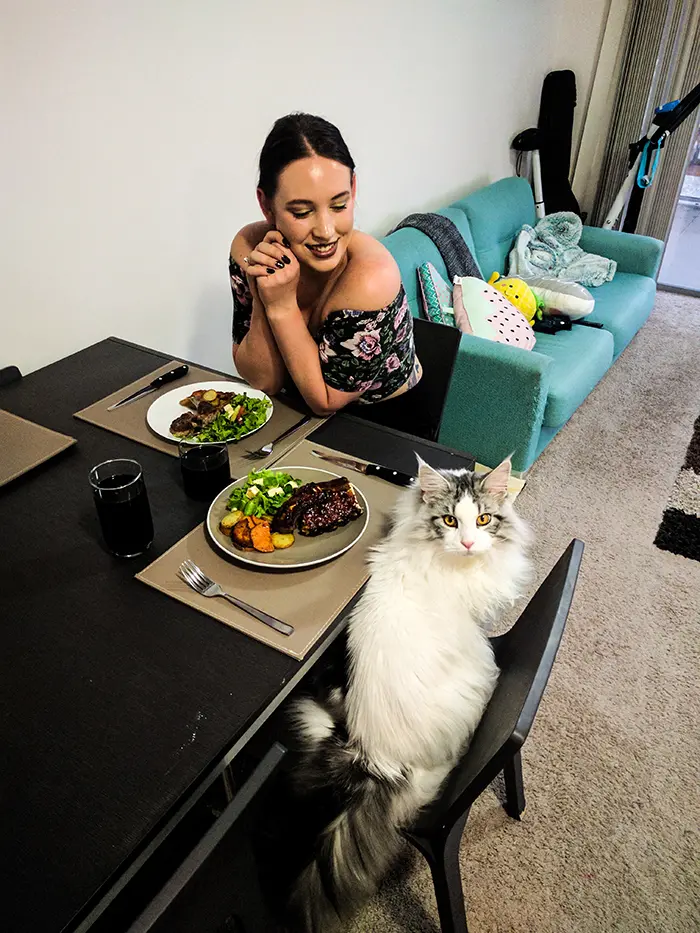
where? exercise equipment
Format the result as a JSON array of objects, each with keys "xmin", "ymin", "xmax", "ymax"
[{"xmin": 603, "ymin": 80, "xmax": 700, "ymax": 232}]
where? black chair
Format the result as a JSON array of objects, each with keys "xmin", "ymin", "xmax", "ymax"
[
  {"xmin": 0, "ymin": 365, "xmax": 22, "ymax": 387},
  {"xmin": 349, "ymin": 316, "xmax": 461, "ymax": 442},
  {"xmin": 403, "ymin": 539, "xmax": 584, "ymax": 933},
  {"xmin": 125, "ymin": 743, "xmax": 286, "ymax": 933}
]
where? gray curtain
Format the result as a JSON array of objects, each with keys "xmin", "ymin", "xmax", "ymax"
[
  {"xmin": 591, "ymin": 0, "xmax": 699, "ymax": 237},
  {"xmin": 639, "ymin": 11, "xmax": 700, "ymax": 239}
]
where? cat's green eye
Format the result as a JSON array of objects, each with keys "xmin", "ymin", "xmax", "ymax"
[
  {"xmin": 443, "ymin": 515, "xmax": 457, "ymax": 527},
  {"xmin": 476, "ymin": 513, "xmax": 492, "ymax": 526}
]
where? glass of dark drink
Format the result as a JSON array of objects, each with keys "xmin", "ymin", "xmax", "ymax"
[
  {"xmin": 179, "ymin": 441, "xmax": 231, "ymax": 501},
  {"xmin": 89, "ymin": 459, "xmax": 154, "ymax": 557}
]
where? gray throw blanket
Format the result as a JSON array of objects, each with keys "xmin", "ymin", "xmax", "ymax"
[
  {"xmin": 508, "ymin": 212, "xmax": 616, "ymax": 287},
  {"xmin": 391, "ymin": 213, "xmax": 483, "ymax": 281}
]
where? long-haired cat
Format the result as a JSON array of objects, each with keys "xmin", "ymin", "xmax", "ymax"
[{"xmin": 287, "ymin": 456, "xmax": 531, "ymax": 932}]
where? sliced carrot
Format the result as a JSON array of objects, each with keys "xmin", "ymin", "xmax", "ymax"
[{"xmin": 250, "ymin": 520, "xmax": 275, "ymax": 553}]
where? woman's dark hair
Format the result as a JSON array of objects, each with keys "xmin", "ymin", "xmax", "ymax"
[{"xmin": 258, "ymin": 113, "xmax": 355, "ymax": 199}]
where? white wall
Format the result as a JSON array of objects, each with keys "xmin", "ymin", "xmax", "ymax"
[
  {"xmin": 572, "ymin": 0, "xmax": 632, "ymax": 216},
  {"xmin": 2, "ymin": 0, "xmax": 609, "ymax": 376}
]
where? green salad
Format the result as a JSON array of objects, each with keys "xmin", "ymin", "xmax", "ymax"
[
  {"xmin": 226, "ymin": 470, "xmax": 302, "ymax": 518},
  {"xmin": 195, "ymin": 393, "xmax": 271, "ymax": 443}
]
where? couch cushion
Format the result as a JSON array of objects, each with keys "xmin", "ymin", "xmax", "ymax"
[
  {"xmin": 586, "ymin": 272, "xmax": 657, "ymax": 357},
  {"xmin": 453, "ymin": 277, "xmax": 536, "ymax": 349},
  {"xmin": 450, "ymin": 177, "xmax": 537, "ymax": 277},
  {"xmin": 417, "ymin": 262, "xmax": 455, "ymax": 325},
  {"xmin": 536, "ymin": 326, "xmax": 614, "ymax": 428}
]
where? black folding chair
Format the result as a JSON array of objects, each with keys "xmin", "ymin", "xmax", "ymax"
[
  {"xmin": 403, "ymin": 539, "xmax": 584, "ymax": 933},
  {"xmin": 0, "ymin": 365, "xmax": 22, "ymax": 387},
  {"xmin": 349, "ymin": 317, "xmax": 461, "ymax": 442}
]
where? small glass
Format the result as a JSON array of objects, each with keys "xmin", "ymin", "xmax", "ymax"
[
  {"xmin": 89, "ymin": 459, "xmax": 154, "ymax": 557},
  {"xmin": 179, "ymin": 441, "xmax": 231, "ymax": 501}
]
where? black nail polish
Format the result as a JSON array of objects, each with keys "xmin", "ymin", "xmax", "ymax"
[
  {"xmin": 282, "ymin": 255, "xmax": 291, "ymax": 265},
  {"xmin": 267, "ymin": 267, "xmax": 276, "ymax": 274},
  {"xmin": 276, "ymin": 260, "xmax": 285, "ymax": 269},
  {"xmin": 282, "ymin": 237, "xmax": 291, "ymax": 248}
]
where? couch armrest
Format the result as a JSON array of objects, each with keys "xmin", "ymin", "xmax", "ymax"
[
  {"xmin": 579, "ymin": 226, "xmax": 664, "ymax": 279},
  {"xmin": 439, "ymin": 335, "xmax": 552, "ymax": 473}
]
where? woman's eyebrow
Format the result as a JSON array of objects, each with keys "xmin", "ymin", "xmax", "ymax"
[{"xmin": 285, "ymin": 190, "xmax": 350, "ymax": 207}]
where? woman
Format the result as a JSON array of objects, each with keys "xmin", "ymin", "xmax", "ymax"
[{"xmin": 230, "ymin": 113, "xmax": 421, "ymax": 417}]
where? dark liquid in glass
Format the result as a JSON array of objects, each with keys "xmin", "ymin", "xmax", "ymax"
[
  {"xmin": 94, "ymin": 474, "xmax": 154, "ymax": 557},
  {"xmin": 181, "ymin": 449, "xmax": 231, "ymax": 501}
]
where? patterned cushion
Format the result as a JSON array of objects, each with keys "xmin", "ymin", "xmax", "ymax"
[
  {"xmin": 453, "ymin": 276, "xmax": 536, "ymax": 350},
  {"xmin": 417, "ymin": 262, "xmax": 455, "ymax": 327}
]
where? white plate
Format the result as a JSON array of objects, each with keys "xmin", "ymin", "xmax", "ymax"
[
  {"xmin": 146, "ymin": 381, "xmax": 273, "ymax": 444},
  {"xmin": 206, "ymin": 466, "xmax": 370, "ymax": 570}
]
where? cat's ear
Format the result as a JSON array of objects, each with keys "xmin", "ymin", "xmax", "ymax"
[
  {"xmin": 481, "ymin": 457, "xmax": 512, "ymax": 500},
  {"xmin": 416, "ymin": 455, "xmax": 450, "ymax": 502}
]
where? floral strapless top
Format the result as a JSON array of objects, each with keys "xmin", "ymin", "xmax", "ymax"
[{"xmin": 230, "ymin": 257, "xmax": 419, "ymax": 404}]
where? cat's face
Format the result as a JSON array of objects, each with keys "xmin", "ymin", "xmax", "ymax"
[{"xmin": 416, "ymin": 458, "xmax": 513, "ymax": 557}]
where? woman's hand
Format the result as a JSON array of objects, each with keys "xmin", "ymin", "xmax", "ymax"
[{"xmin": 244, "ymin": 230, "xmax": 299, "ymax": 312}]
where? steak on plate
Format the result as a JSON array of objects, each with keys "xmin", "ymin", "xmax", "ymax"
[{"xmin": 271, "ymin": 477, "xmax": 362, "ymax": 537}]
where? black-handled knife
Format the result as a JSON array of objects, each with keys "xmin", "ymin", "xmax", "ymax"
[
  {"xmin": 311, "ymin": 450, "xmax": 414, "ymax": 487},
  {"xmin": 107, "ymin": 364, "xmax": 190, "ymax": 410}
]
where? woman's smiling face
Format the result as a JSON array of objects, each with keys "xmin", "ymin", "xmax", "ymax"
[{"xmin": 259, "ymin": 155, "xmax": 356, "ymax": 271}]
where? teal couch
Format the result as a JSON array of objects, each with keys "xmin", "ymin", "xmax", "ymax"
[{"xmin": 381, "ymin": 177, "xmax": 664, "ymax": 472}]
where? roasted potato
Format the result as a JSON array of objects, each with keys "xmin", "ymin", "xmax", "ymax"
[
  {"xmin": 271, "ymin": 532, "xmax": 295, "ymax": 550},
  {"xmin": 219, "ymin": 510, "xmax": 243, "ymax": 536}
]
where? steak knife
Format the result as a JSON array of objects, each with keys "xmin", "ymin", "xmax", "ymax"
[
  {"xmin": 107, "ymin": 364, "xmax": 190, "ymax": 410},
  {"xmin": 311, "ymin": 450, "xmax": 414, "ymax": 487}
]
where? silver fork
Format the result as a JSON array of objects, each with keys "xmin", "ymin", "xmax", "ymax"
[
  {"xmin": 178, "ymin": 559, "xmax": 294, "ymax": 636},
  {"xmin": 243, "ymin": 414, "xmax": 313, "ymax": 460}
]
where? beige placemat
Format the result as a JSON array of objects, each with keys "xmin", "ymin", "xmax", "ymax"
[
  {"xmin": 73, "ymin": 360, "xmax": 324, "ymax": 476},
  {"xmin": 136, "ymin": 439, "xmax": 406, "ymax": 659},
  {"xmin": 0, "ymin": 410, "xmax": 76, "ymax": 487}
]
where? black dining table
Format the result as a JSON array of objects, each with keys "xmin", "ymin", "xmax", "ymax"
[{"xmin": 0, "ymin": 337, "xmax": 475, "ymax": 933}]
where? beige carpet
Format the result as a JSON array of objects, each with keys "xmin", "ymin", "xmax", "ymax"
[{"xmin": 348, "ymin": 290, "xmax": 700, "ymax": 933}]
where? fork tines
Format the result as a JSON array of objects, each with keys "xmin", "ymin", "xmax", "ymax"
[{"xmin": 178, "ymin": 559, "xmax": 212, "ymax": 592}]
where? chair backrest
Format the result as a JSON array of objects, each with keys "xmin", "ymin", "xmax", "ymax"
[
  {"xmin": 348, "ymin": 316, "xmax": 461, "ymax": 442},
  {"xmin": 126, "ymin": 743, "xmax": 286, "ymax": 933},
  {"xmin": 0, "ymin": 365, "xmax": 22, "ymax": 387},
  {"xmin": 410, "ymin": 539, "xmax": 583, "ymax": 833}
]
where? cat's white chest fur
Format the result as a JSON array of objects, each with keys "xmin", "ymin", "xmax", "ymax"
[{"xmin": 346, "ymin": 539, "xmax": 524, "ymax": 779}]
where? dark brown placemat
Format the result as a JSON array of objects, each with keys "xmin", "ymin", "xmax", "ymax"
[
  {"xmin": 0, "ymin": 410, "xmax": 76, "ymax": 487},
  {"xmin": 73, "ymin": 360, "xmax": 324, "ymax": 477},
  {"xmin": 136, "ymin": 439, "xmax": 407, "ymax": 659}
]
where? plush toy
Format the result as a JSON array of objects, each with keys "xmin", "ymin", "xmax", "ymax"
[{"xmin": 488, "ymin": 272, "xmax": 540, "ymax": 326}]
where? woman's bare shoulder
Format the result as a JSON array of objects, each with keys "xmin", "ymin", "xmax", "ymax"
[
  {"xmin": 230, "ymin": 222, "xmax": 271, "ymax": 262},
  {"xmin": 330, "ymin": 231, "xmax": 401, "ymax": 312}
]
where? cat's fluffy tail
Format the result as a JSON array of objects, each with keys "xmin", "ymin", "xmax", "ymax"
[{"xmin": 288, "ymin": 696, "xmax": 410, "ymax": 933}]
